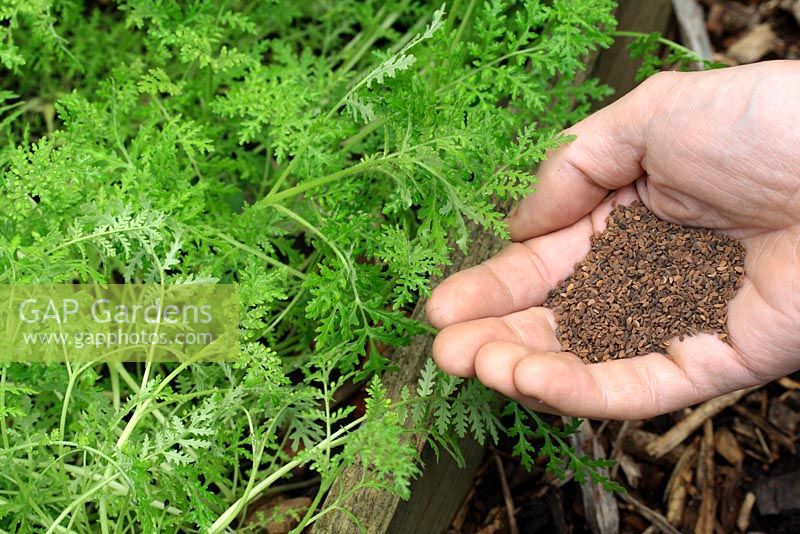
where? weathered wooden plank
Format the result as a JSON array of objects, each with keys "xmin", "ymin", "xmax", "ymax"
[
  {"xmin": 387, "ymin": 436, "xmax": 486, "ymax": 533},
  {"xmin": 592, "ymin": 0, "xmax": 675, "ymax": 108}
]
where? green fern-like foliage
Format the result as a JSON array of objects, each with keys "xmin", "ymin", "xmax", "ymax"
[{"xmin": 0, "ymin": 1, "xmax": 622, "ymax": 531}]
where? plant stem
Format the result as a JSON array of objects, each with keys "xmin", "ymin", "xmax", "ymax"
[
  {"xmin": 109, "ymin": 363, "xmax": 120, "ymax": 412},
  {"xmin": 46, "ymin": 224, "xmax": 157, "ymax": 255},
  {"xmin": 445, "ymin": 0, "xmax": 462, "ymax": 32},
  {"xmin": 59, "ymin": 362, "xmax": 92, "ymax": 440},
  {"xmin": 114, "ymin": 280, "xmax": 168, "ymax": 451},
  {"xmin": 216, "ymin": 409, "xmax": 264, "ymax": 527},
  {"xmin": 612, "ymin": 30, "xmax": 699, "ymax": 58},
  {"xmin": 292, "ymin": 474, "xmax": 334, "ymax": 533},
  {"xmin": 0, "ymin": 368, "xmax": 9, "ymax": 449},
  {"xmin": 115, "ymin": 343, "xmax": 217, "ymax": 451},
  {"xmin": 98, "ymin": 495, "xmax": 110, "ymax": 534},
  {"xmin": 261, "ymin": 156, "xmax": 388, "ymax": 206},
  {"xmin": 208, "ymin": 415, "xmax": 366, "ymax": 533},
  {"xmin": 341, "ymin": 117, "xmax": 386, "ymax": 151},
  {"xmin": 265, "ymin": 288, "xmax": 305, "ymax": 334},
  {"xmin": 266, "ymin": 155, "xmax": 299, "ymax": 199},
  {"xmin": 437, "ymin": 44, "xmax": 544, "ymax": 95},
  {"xmin": 62, "ymin": 464, "xmax": 182, "ymax": 516},
  {"xmin": 338, "ymin": 11, "xmax": 400, "ymax": 77},
  {"xmin": 46, "ymin": 473, "xmax": 123, "ymax": 534},
  {"xmin": 0, "ymin": 495, "xmax": 66, "ymax": 533},
  {"xmin": 211, "ymin": 229, "xmax": 307, "ymax": 280},
  {"xmin": 110, "ymin": 361, "xmax": 166, "ymax": 424},
  {"xmin": 453, "ymin": 0, "xmax": 477, "ymax": 47}
]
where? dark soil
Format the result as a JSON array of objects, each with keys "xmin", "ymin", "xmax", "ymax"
[{"xmin": 543, "ymin": 202, "xmax": 745, "ymax": 363}]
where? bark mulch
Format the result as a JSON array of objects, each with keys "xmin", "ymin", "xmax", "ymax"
[
  {"xmin": 449, "ymin": 381, "xmax": 800, "ymax": 533},
  {"xmin": 701, "ymin": 0, "xmax": 800, "ymax": 64}
]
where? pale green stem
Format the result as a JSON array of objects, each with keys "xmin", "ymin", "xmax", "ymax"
[
  {"xmin": 0, "ymin": 368, "xmax": 8, "ymax": 449},
  {"xmin": 211, "ymin": 230, "xmax": 307, "ymax": 280},
  {"xmin": 453, "ymin": 0, "xmax": 477, "ymax": 46},
  {"xmin": 261, "ymin": 156, "xmax": 388, "ymax": 207},
  {"xmin": 208, "ymin": 415, "xmax": 365, "ymax": 533},
  {"xmin": 46, "ymin": 473, "xmax": 122, "ymax": 534},
  {"xmin": 338, "ymin": 11, "xmax": 401, "ymax": 77},
  {"xmin": 47, "ymin": 225, "xmax": 156, "ymax": 255},
  {"xmin": 613, "ymin": 30, "xmax": 701, "ymax": 59}
]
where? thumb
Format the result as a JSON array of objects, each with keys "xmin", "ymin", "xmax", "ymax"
[{"xmin": 509, "ymin": 71, "xmax": 677, "ymax": 241}]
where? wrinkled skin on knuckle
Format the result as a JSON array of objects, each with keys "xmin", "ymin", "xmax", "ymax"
[{"xmin": 634, "ymin": 64, "xmax": 800, "ymax": 234}]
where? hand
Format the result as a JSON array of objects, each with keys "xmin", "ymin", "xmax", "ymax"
[{"xmin": 426, "ymin": 60, "xmax": 800, "ymax": 420}]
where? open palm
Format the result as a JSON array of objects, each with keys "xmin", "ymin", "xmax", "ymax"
[{"xmin": 426, "ymin": 61, "xmax": 800, "ymax": 419}]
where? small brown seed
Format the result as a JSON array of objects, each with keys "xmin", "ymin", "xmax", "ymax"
[{"xmin": 543, "ymin": 202, "xmax": 745, "ymax": 364}]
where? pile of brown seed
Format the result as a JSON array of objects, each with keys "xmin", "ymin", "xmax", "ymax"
[{"xmin": 544, "ymin": 202, "xmax": 746, "ymax": 363}]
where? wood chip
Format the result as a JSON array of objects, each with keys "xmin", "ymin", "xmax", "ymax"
[
  {"xmin": 664, "ymin": 437, "xmax": 698, "ymax": 496},
  {"xmin": 721, "ymin": 0, "xmax": 758, "ymax": 33},
  {"xmin": 736, "ymin": 491, "xmax": 756, "ymax": 532},
  {"xmin": 732, "ymin": 403, "xmax": 796, "ymax": 455},
  {"xmin": 646, "ymin": 388, "xmax": 756, "ymax": 459},
  {"xmin": 672, "ymin": 0, "xmax": 714, "ymax": 61},
  {"xmin": 622, "ymin": 429, "xmax": 686, "ymax": 465},
  {"xmin": 694, "ymin": 420, "xmax": 716, "ymax": 534},
  {"xmin": 476, "ymin": 507, "xmax": 505, "ymax": 534},
  {"xmin": 492, "ymin": 453, "xmax": 518, "ymax": 534},
  {"xmin": 617, "ymin": 452, "xmax": 642, "ymax": 489},
  {"xmin": 778, "ymin": 376, "xmax": 800, "ymax": 390},
  {"xmin": 245, "ymin": 495, "xmax": 312, "ymax": 534},
  {"xmin": 714, "ymin": 427, "xmax": 744, "ymax": 465},
  {"xmin": 706, "ymin": 2, "xmax": 725, "ymax": 36},
  {"xmin": 717, "ymin": 464, "xmax": 744, "ymax": 531},
  {"xmin": 768, "ymin": 397, "xmax": 800, "ymax": 436},
  {"xmin": 618, "ymin": 491, "xmax": 682, "ymax": 534},
  {"xmin": 727, "ymin": 23, "xmax": 777, "ymax": 63},
  {"xmin": 570, "ymin": 419, "xmax": 619, "ymax": 534},
  {"xmin": 665, "ymin": 439, "xmax": 697, "ymax": 526}
]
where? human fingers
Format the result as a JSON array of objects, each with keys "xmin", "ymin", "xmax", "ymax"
[
  {"xmin": 432, "ymin": 307, "xmax": 560, "ymax": 377},
  {"xmin": 426, "ymin": 223, "xmax": 590, "ymax": 329},
  {"xmin": 508, "ymin": 71, "xmax": 680, "ymax": 242},
  {"xmin": 426, "ymin": 186, "xmax": 639, "ymax": 328},
  {"xmin": 469, "ymin": 338, "xmax": 563, "ymax": 415},
  {"xmin": 479, "ymin": 334, "xmax": 755, "ymax": 419}
]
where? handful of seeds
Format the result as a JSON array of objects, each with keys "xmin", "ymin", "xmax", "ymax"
[{"xmin": 544, "ymin": 202, "xmax": 745, "ymax": 363}]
